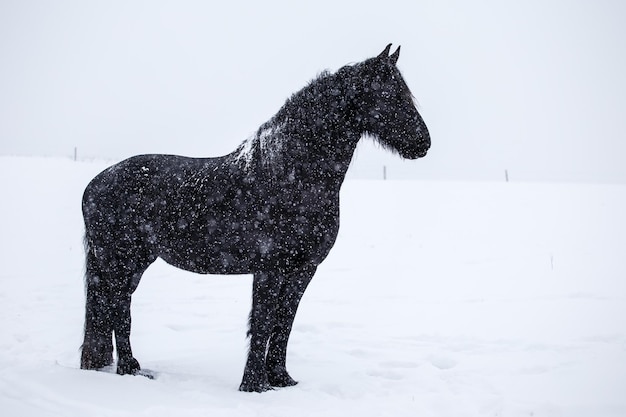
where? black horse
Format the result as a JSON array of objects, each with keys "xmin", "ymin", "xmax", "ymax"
[{"xmin": 80, "ymin": 44, "xmax": 430, "ymax": 392}]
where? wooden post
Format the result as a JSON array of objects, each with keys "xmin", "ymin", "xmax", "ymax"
[
  {"xmin": 383, "ymin": 165, "xmax": 387, "ymax": 180},
  {"xmin": 505, "ymin": 169, "xmax": 509, "ymax": 182},
  {"xmin": 74, "ymin": 147, "xmax": 77, "ymax": 162}
]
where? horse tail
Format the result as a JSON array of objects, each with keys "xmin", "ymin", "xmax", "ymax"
[{"xmin": 80, "ymin": 232, "xmax": 114, "ymax": 369}]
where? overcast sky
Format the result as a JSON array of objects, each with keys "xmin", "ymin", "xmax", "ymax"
[{"xmin": 1, "ymin": 0, "xmax": 625, "ymax": 182}]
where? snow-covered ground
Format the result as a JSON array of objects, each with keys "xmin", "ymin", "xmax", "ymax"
[{"xmin": 1, "ymin": 156, "xmax": 625, "ymax": 416}]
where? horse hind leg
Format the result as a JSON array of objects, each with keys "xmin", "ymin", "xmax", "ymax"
[
  {"xmin": 112, "ymin": 285, "xmax": 140, "ymax": 375},
  {"xmin": 81, "ymin": 236, "xmax": 154, "ymax": 376},
  {"xmin": 81, "ymin": 243, "xmax": 114, "ymax": 370},
  {"xmin": 110, "ymin": 254, "xmax": 154, "ymax": 376}
]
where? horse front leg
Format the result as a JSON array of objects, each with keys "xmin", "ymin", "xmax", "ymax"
[
  {"xmin": 266, "ymin": 265, "xmax": 316, "ymax": 387},
  {"xmin": 239, "ymin": 271, "xmax": 285, "ymax": 392}
]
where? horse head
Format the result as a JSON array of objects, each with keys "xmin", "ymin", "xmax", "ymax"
[{"xmin": 356, "ymin": 44, "xmax": 430, "ymax": 159}]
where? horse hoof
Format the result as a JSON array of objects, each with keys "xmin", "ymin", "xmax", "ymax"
[
  {"xmin": 116, "ymin": 357, "xmax": 141, "ymax": 376},
  {"xmin": 268, "ymin": 373, "xmax": 298, "ymax": 387},
  {"xmin": 239, "ymin": 379, "xmax": 274, "ymax": 393},
  {"xmin": 80, "ymin": 348, "xmax": 113, "ymax": 370},
  {"xmin": 80, "ymin": 356, "xmax": 113, "ymax": 371}
]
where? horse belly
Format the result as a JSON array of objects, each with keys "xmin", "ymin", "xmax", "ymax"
[
  {"xmin": 156, "ymin": 195, "xmax": 341, "ymax": 275},
  {"xmin": 157, "ymin": 224, "xmax": 336, "ymax": 275},
  {"xmin": 158, "ymin": 233, "xmax": 256, "ymax": 275}
]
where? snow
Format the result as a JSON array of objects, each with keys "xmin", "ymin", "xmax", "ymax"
[
  {"xmin": 235, "ymin": 134, "xmax": 256, "ymax": 167},
  {"xmin": 1, "ymin": 156, "xmax": 626, "ymax": 416},
  {"xmin": 236, "ymin": 122, "xmax": 287, "ymax": 172}
]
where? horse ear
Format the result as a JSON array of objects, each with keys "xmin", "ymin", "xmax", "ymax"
[
  {"xmin": 389, "ymin": 45, "xmax": 400, "ymax": 65},
  {"xmin": 377, "ymin": 44, "xmax": 392, "ymax": 59}
]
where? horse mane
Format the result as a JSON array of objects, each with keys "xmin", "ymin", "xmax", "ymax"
[{"xmin": 234, "ymin": 64, "xmax": 363, "ymax": 172}]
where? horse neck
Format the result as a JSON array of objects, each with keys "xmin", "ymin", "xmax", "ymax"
[{"xmin": 234, "ymin": 117, "xmax": 361, "ymax": 190}]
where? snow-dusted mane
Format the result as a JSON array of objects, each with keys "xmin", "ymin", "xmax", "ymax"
[
  {"xmin": 234, "ymin": 121, "xmax": 286, "ymax": 170},
  {"xmin": 232, "ymin": 69, "xmax": 345, "ymax": 174}
]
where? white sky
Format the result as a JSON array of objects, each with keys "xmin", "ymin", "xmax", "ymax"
[{"xmin": 1, "ymin": 0, "xmax": 625, "ymax": 182}]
